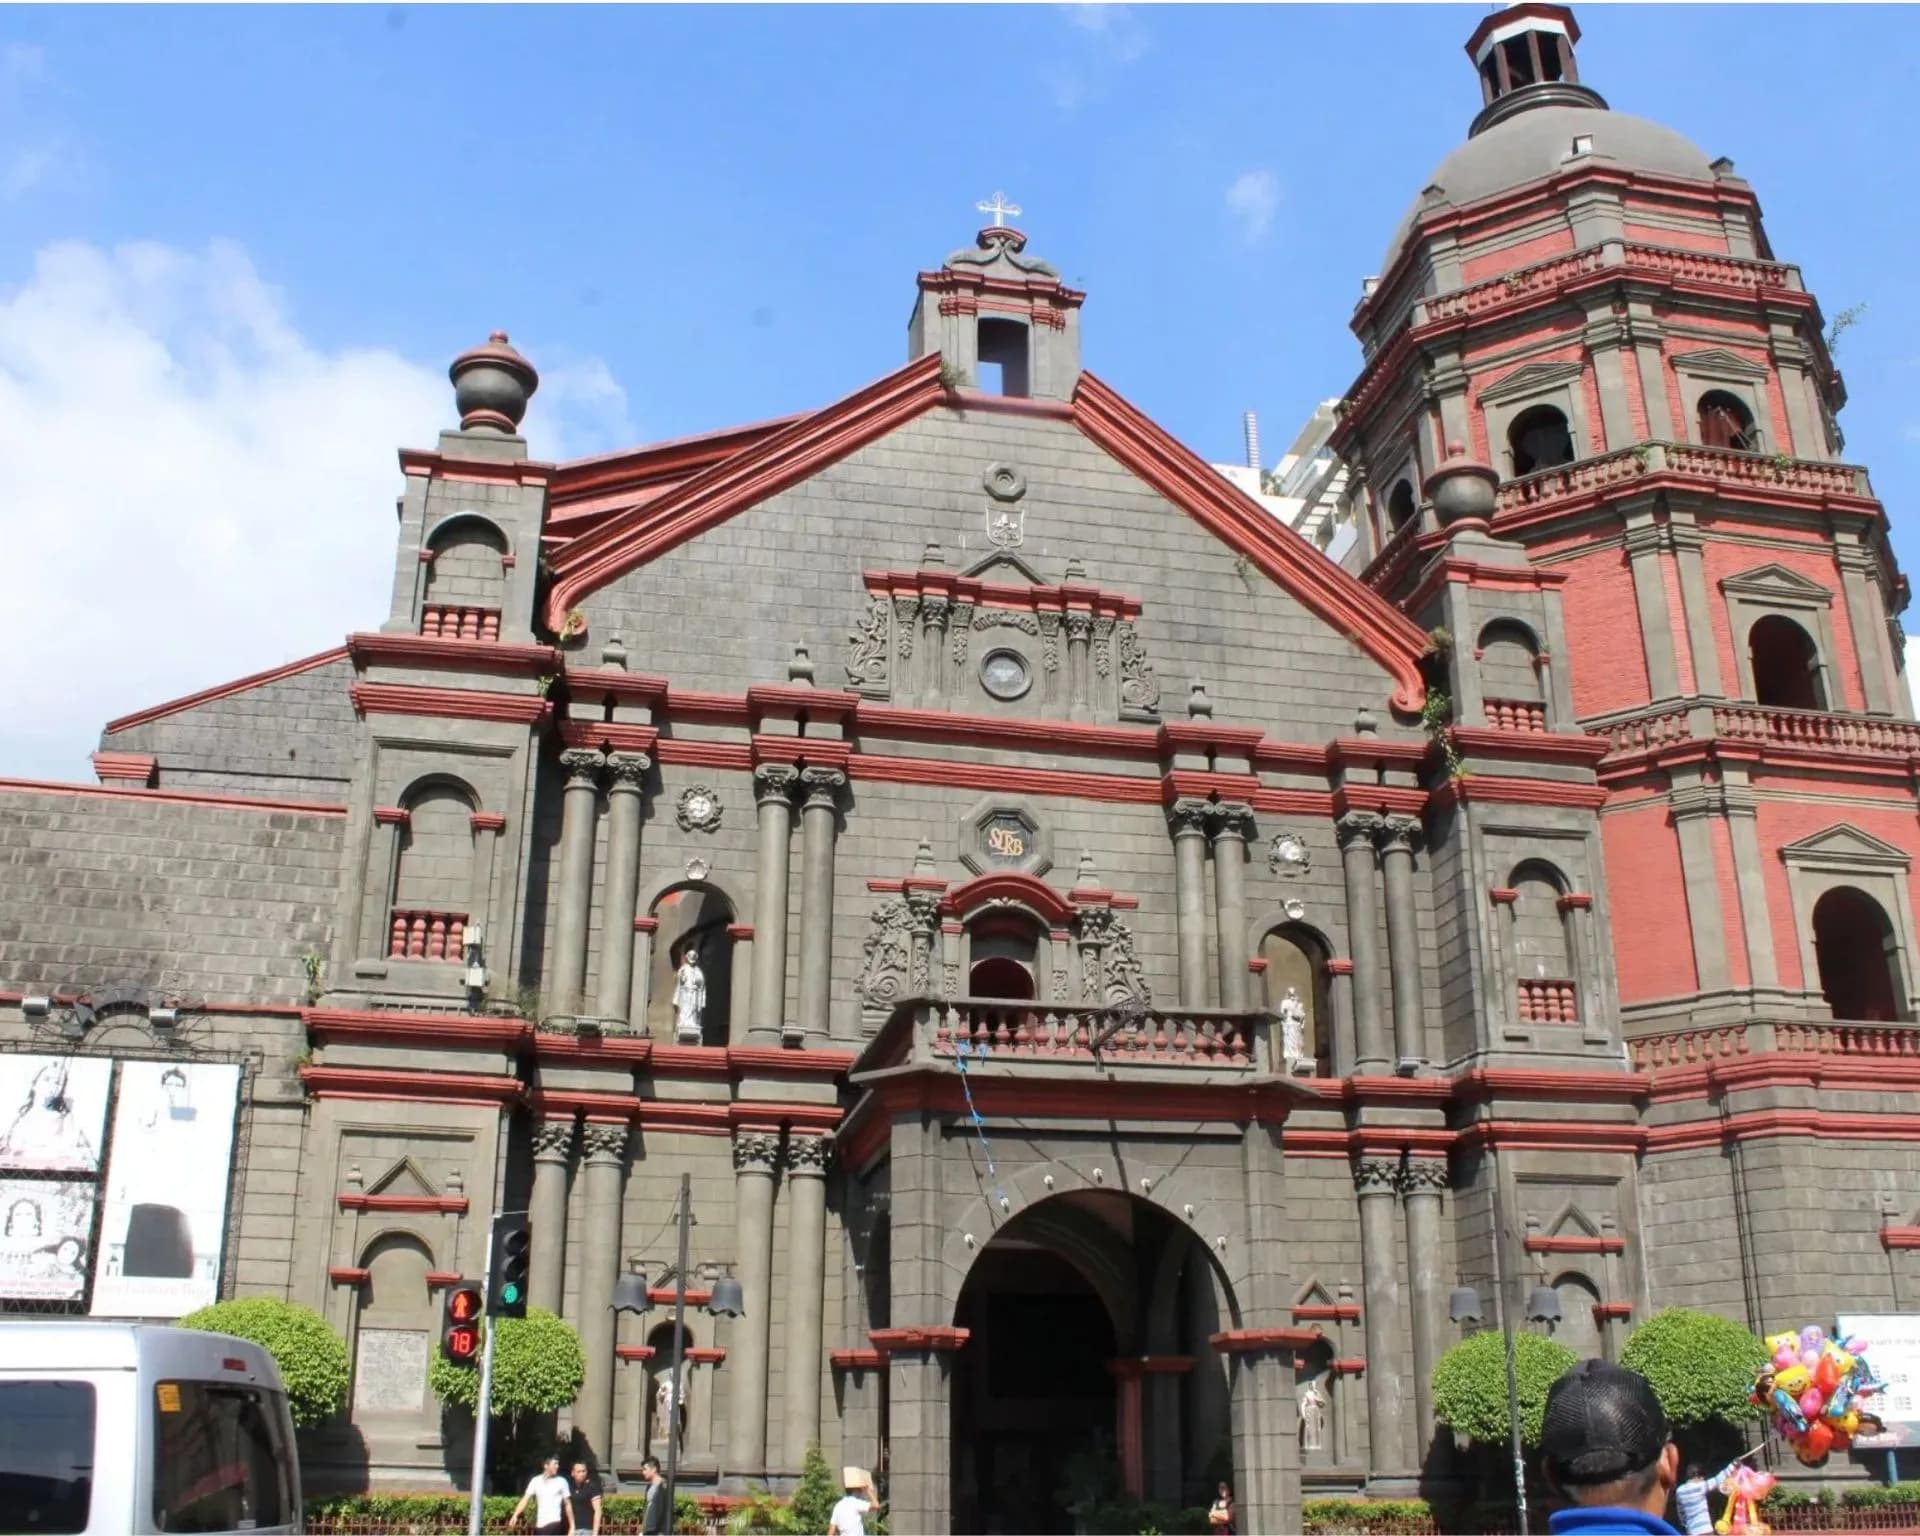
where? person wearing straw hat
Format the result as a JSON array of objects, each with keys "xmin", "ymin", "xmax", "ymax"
[{"xmin": 829, "ymin": 1467, "xmax": 881, "ymax": 1536}]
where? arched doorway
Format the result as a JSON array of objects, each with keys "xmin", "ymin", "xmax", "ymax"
[
  {"xmin": 1749, "ymin": 614, "xmax": 1827, "ymax": 710},
  {"xmin": 968, "ymin": 912, "xmax": 1041, "ymax": 1000},
  {"xmin": 948, "ymin": 1192, "xmax": 1234, "ymax": 1534},
  {"xmin": 1813, "ymin": 886, "xmax": 1905, "ymax": 1021}
]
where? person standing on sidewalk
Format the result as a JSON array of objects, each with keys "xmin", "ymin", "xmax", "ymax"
[
  {"xmin": 566, "ymin": 1461, "xmax": 603, "ymax": 1536},
  {"xmin": 506, "ymin": 1454, "xmax": 569, "ymax": 1534}
]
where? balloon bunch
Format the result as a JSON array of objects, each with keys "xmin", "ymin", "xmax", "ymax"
[{"xmin": 1751, "ymin": 1324, "xmax": 1886, "ymax": 1467}]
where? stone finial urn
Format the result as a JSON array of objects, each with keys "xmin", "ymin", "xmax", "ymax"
[
  {"xmin": 450, "ymin": 331, "xmax": 540, "ymax": 434},
  {"xmin": 1423, "ymin": 440, "xmax": 1500, "ymax": 528}
]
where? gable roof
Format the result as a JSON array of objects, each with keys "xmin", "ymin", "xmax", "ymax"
[{"xmin": 542, "ymin": 359, "xmax": 1431, "ymax": 716}]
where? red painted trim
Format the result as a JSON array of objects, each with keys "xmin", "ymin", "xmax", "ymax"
[
  {"xmin": 865, "ymin": 568, "xmax": 1143, "ymax": 623},
  {"xmin": 1594, "ymin": 1303, "xmax": 1635, "ymax": 1322},
  {"xmin": 1330, "ymin": 1358, "xmax": 1367, "ymax": 1376},
  {"xmin": 104, "ymin": 646, "xmax": 348, "ymax": 734},
  {"xmin": 941, "ymin": 871, "xmax": 1077, "ymax": 925},
  {"xmin": 1490, "ymin": 887, "xmax": 1519, "ymax": 905},
  {"xmin": 0, "ymin": 778, "xmax": 347, "ymax": 818},
  {"xmin": 471, "ymin": 812, "xmax": 506, "ymax": 832},
  {"xmin": 1646, "ymin": 1108, "xmax": 1920, "ymax": 1153},
  {"xmin": 337, "ymin": 1193, "xmax": 470, "ymax": 1214},
  {"xmin": 727, "ymin": 1045, "xmax": 857, "ymax": 1076},
  {"xmin": 351, "ymin": 682, "xmax": 551, "ymax": 726},
  {"xmin": 1525, "ymin": 1234, "xmax": 1626, "ymax": 1255},
  {"xmin": 548, "ymin": 415, "xmax": 805, "ymax": 511},
  {"xmin": 1557, "ymin": 893, "xmax": 1595, "ymax": 912},
  {"xmin": 305, "ymin": 1010, "xmax": 533, "ymax": 1050},
  {"xmin": 347, "ymin": 632, "xmax": 561, "ymax": 676},
  {"xmin": 1456, "ymin": 1120, "xmax": 1646, "ymax": 1156},
  {"xmin": 831, "ymin": 1348, "xmax": 884, "ymax": 1370},
  {"xmin": 545, "ymin": 355, "xmax": 948, "ymax": 627},
  {"xmin": 616, "ymin": 1345, "xmax": 655, "ymax": 1362},
  {"xmin": 1454, "ymin": 1068, "xmax": 1646, "ymax": 1103},
  {"xmin": 558, "ymin": 719, "xmax": 658, "ymax": 755},
  {"xmin": 1430, "ymin": 776, "xmax": 1607, "ymax": 811},
  {"xmin": 870, "ymin": 1325, "xmax": 970, "ymax": 1354},
  {"xmin": 90, "ymin": 751, "xmax": 156, "ymax": 786},
  {"xmin": 1327, "ymin": 958, "xmax": 1355, "ymax": 977},
  {"xmin": 1293, "ymin": 1303, "xmax": 1362, "ymax": 1323},
  {"xmin": 1881, "ymin": 1228, "xmax": 1920, "ymax": 1251},
  {"xmin": 634, "ymin": 916, "xmax": 660, "ymax": 933},
  {"xmin": 298, "ymin": 1065, "xmax": 526, "ymax": 1109},
  {"xmin": 373, "ymin": 805, "xmax": 410, "ymax": 827},
  {"xmin": 649, "ymin": 1285, "xmax": 712, "ymax": 1306},
  {"xmin": 426, "ymin": 1271, "xmax": 461, "ymax": 1287},
  {"xmin": 686, "ymin": 1347, "xmax": 727, "ymax": 1364},
  {"xmin": 1247, "ymin": 957, "xmax": 1269, "ymax": 974},
  {"xmin": 1210, "ymin": 1327, "xmax": 1321, "ymax": 1356},
  {"xmin": 856, "ymin": 703, "xmax": 1160, "ymax": 759},
  {"xmin": 1073, "ymin": 371, "xmax": 1429, "ymax": 715},
  {"xmin": 1447, "ymin": 727, "xmax": 1610, "ymax": 767},
  {"xmin": 564, "ymin": 668, "xmax": 671, "ymax": 706},
  {"xmin": 328, "ymin": 1267, "xmax": 371, "ymax": 1285},
  {"xmin": 399, "ymin": 449, "xmax": 554, "ymax": 487},
  {"xmin": 530, "ymin": 1033, "xmax": 653, "ymax": 1063},
  {"xmin": 747, "ymin": 683, "xmax": 860, "ymax": 721}
]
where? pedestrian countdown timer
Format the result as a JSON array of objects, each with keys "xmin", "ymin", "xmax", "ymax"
[{"xmin": 441, "ymin": 1282, "xmax": 484, "ymax": 1367}]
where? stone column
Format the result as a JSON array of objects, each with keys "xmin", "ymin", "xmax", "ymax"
[
  {"xmin": 782, "ymin": 1134, "xmax": 831, "ymax": 1466},
  {"xmin": 629, "ymin": 918, "xmax": 657, "ymax": 1033},
  {"xmin": 1065, "ymin": 612, "xmax": 1094, "ymax": 722},
  {"xmin": 575, "ymin": 1121, "xmax": 628, "ymax": 1468},
  {"xmin": 1839, "ymin": 546, "xmax": 1898, "ymax": 715},
  {"xmin": 529, "ymin": 1117, "xmax": 576, "ymax": 1316},
  {"xmin": 1169, "ymin": 799, "xmax": 1214, "ymax": 1007},
  {"xmin": 795, "ymin": 769, "xmax": 846, "ymax": 1047},
  {"xmin": 1401, "ymin": 1159, "xmax": 1449, "ymax": 1460},
  {"xmin": 1668, "ymin": 780, "xmax": 1732, "ymax": 992},
  {"xmin": 1623, "ymin": 520, "xmax": 1682, "ymax": 701},
  {"xmin": 1670, "ymin": 523, "xmax": 1725, "ymax": 696},
  {"xmin": 727, "ymin": 1129, "xmax": 781, "ymax": 1476},
  {"xmin": 551, "ymin": 750, "xmax": 605, "ymax": 1014},
  {"xmin": 1376, "ymin": 816, "xmax": 1426, "ymax": 1071},
  {"xmin": 593, "ymin": 753, "xmax": 650, "ymax": 1025},
  {"xmin": 1723, "ymin": 785, "xmax": 1779, "ymax": 988},
  {"xmin": 1354, "ymin": 1156, "xmax": 1408, "ymax": 1472},
  {"xmin": 1337, "ymin": 814, "xmax": 1388, "ymax": 1073},
  {"xmin": 1211, "ymin": 803, "xmax": 1255, "ymax": 1011},
  {"xmin": 1327, "ymin": 959, "xmax": 1357, "ymax": 1077},
  {"xmin": 749, "ymin": 766, "xmax": 798, "ymax": 1042},
  {"xmin": 920, "ymin": 596, "xmax": 950, "ymax": 701}
]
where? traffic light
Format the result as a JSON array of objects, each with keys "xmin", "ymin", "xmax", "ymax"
[
  {"xmin": 488, "ymin": 1215, "xmax": 531, "ymax": 1318},
  {"xmin": 441, "ymin": 1282, "xmax": 484, "ymax": 1367}
]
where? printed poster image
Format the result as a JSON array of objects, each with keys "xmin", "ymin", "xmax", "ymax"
[
  {"xmin": 91, "ymin": 1061, "xmax": 241, "ymax": 1319},
  {"xmin": 0, "ymin": 1178, "xmax": 96, "ymax": 1302},
  {"xmin": 0, "ymin": 1054, "xmax": 112, "ymax": 1174},
  {"xmin": 1838, "ymin": 1313, "xmax": 1920, "ymax": 1449}
]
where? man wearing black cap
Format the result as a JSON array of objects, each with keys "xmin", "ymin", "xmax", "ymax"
[{"xmin": 1538, "ymin": 1359, "xmax": 1684, "ymax": 1536}]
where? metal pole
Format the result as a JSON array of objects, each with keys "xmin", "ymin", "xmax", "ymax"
[
  {"xmin": 1489, "ymin": 1153, "xmax": 1530, "ymax": 1536},
  {"xmin": 665, "ymin": 1173, "xmax": 692, "ymax": 1522},
  {"xmin": 469, "ymin": 1211, "xmax": 498, "ymax": 1536}
]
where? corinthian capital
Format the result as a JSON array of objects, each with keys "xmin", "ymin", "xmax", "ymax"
[
  {"xmin": 753, "ymin": 764, "xmax": 799, "ymax": 806},
  {"xmin": 532, "ymin": 1118, "xmax": 577, "ymax": 1161},
  {"xmin": 1168, "ymin": 798, "xmax": 1213, "ymax": 838},
  {"xmin": 560, "ymin": 748, "xmax": 606, "ymax": 786},
  {"xmin": 800, "ymin": 767, "xmax": 848, "ymax": 808},
  {"xmin": 606, "ymin": 753, "xmax": 652, "ymax": 789},
  {"xmin": 1375, "ymin": 815, "xmax": 1421, "ymax": 855},
  {"xmin": 1335, "ymin": 811, "xmax": 1384, "ymax": 850},
  {"xmin": 1352, "ymin": 1156, "xmax": 1401, "ymax": 1195},
  {"xmin": 1403, "ymin": 1158, "xmax": 1450, "ymax": 1195},
  {"xmin": 1209, "ymin": 801, "xmax": 1255, "ymax": 842},
  {"xmin": 579, "ymin": 1121, "xmax": 629, "ymax": 1163},
  {"xmin": 786, "ymin": 1134, "xmax": 832, "ymax": 1178},
  {"xmin": 733, "ymin": 1129, "xmax": 782, "ymax": 1174}
]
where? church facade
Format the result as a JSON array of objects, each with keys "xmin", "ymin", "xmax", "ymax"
[{"xmin": 3, "ymin": 6, "xmax": 1918, "ymax": 1530}]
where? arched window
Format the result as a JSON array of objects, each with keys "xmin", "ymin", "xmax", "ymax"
[
  {"xmin": 421, "ymin": 518, "xmax": 507, "ymax": 640},
  {"xmin": 1748, "ymin": 614, "xmax": 1827, "ymax": 710},
  {"xmin": 389, "ymin": 783, "xmax": 476, "ymax": 961},
  {"xmin": 354, "ymin": 1233, "xmax": 435, "ymax": 1420},
  {"xmin": 1510, "ymin": 861, "xmax": 1577, "ymax": 1025},
  {"xmin": 1813, "ymin": 886, "xmax": 1904, "ymax": 1022},
  {"xmin": 645, "ymin": 883, "xmax": 737, "ymax": 1045},
  {"xmin": 1386, "ymin": 480, "xmax": 1418, "ymax": 533},
  {"xmin": 1549, "ymin": 1271, "xmax": 1603, "ymax": 1356},
  {"xmin": 969, "ymin": 912, "xmax": 1040, "ymax": 1000},
  {"xmin": 1697, "ymin": 390, "xmax": 1760, "ymax": 453},
  {"xmin": 1478, "ymin": 620, "xmax": 1546, "ymax": 731},
  {"xmin": 1260, "ymin": 924, "xmax": 1331, "ymax": 1075},
  {"xmin": 1507, "ymin": 405, "xmax": 1576, "ymax": 477}
]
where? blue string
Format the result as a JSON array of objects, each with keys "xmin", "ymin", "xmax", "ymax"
[{"xmin": 952, "ymin": 1040, "xmax": 1008, "ymax": 1211}]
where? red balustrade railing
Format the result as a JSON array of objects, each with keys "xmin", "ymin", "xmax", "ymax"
[
  {"xmin": 1712, "ymin": 704, "xmax": 1920, "ymax": 756},
  {"xmin": 388, "ymin": 910, "xmax": 467, "ymax": 960},
  {"xmin": 928, "ymin": 1000, "xmax": 1256, "ymax": 1067},
  {"xmin": 1629, "ymin": 1026, "xmax": 1753, "ymax": 1070},
  {"xmin": 1517, "ymin": 978, "xmax": 1578, "ymax": 1025},
  {"xmin": 420, "ymin": 605, "xmax": 501, "ymax": 641},
  {"xmin": 1484, "ymin": 698, "xmax": 1548, "ymax": 732}
]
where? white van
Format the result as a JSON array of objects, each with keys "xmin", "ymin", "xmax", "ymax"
[{"xmin": 0, "ymin": 1321, "xmax": 302, "ymax": 1534}]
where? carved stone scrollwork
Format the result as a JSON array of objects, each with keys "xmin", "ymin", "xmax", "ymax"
[
  {"xmin": 893, "ymin": 597, "xmax": 920, "ymax": 660},
  {"xmin": 580, "ymin": 1122, "xmax": 629, "ymax": 1163},
  {"xmin": 905, "ymin": 890, "xmax": 942, "ymax": 995},
  {"xmin": 1352, "ymin": 1157, "xmax": 1401, "ymax": 1195},
  {"xmin": 1335, "ymin": 811, "xmax": 1385, "ymax": 849},
  {"xmin": 1064, "ymin": 612, "xmax": 1094, "ymax": 642},
  {"xmin": 1210, "ymin": 801, "xmax": 1255, "ymax": 842},
  {"xmin": 857, "ymin": 899, "xmax": 914, "ymax": 1007},
  {"xmin": 1092, "ymin": 616, "xmax": 1115, "ymax": 678},
  {"xmin": 1117, "ymin": 623, "xmax": 1160, "ymax": 715},
  {"xmin": 786, "ymin": 1135, "xmax": 831, "ymax": 1178},
  {"xmin": 676, "ymin": 785, "xmax": 724, "ymax": 833},
  {"xmin": 922, "ymin": 595, "xmax": 951, "ymax": 629},
  {"xmin": 1038, "ymin": 612, "xmax": 1061, "ymax": 673},
  {"xmin": 951, "ymin": 605, "xmax": 974, "ymax": 665},
  {"xmin": 560, "ymin": 748, "xmax": 606, "ymax": 786},
  {"xmin": 846, "ymin": 596, "xmax": 892, "ymax": 692},
  {"xmin": 1102, "ymin": 917, "xmax": 1153, "ymax": 1009},
  {"xmin": 733, "ymin": 1130, "xmax": 782, "ymax": 1175},
  {"xmin": 1168, "ymin": 798, "xmax": 1213, "ymax": 838},
  {"xmin": 973, "ymin": 610, "xmax": 1039, "ymax": 635},
  {"xmin": 1402, "ymin": 1159, "xmax": 1450, "ymax": 1195},
  {"xmin": 752, "ymin": 764, "xmax": 798, "ymax": 806},
  {"xmin": 606, "ymin": 753, "xmax": 651, "ymax": 788},
  {"xmin": 1375, "ymin": 815, "xmax": 1422, "ymax": 855},
  {"xmin": 532, "ymin": 1119, "xmax": 577, "ymax": 1160},
  {"xmin": 800, "ymin": 767, "xmax": 847, "ymax": 809}
]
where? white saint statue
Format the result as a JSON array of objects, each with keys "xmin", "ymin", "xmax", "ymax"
[
  {"xmin": 1300, "ymin": 1378, "xmax": 1328, "ymax": 1454},
  {"xmin": 655, "ymin": 1364, "xmax": 685, "ymax": 1450},
  {"xmin": 673, "ymin": 947, "xmax": 707, "ymax": 1044},
  {"xmin": 1278, "ymin": 985, "xmax": 1308, "ymax": 1072}
]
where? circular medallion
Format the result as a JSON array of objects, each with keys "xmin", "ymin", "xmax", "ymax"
[
  {"xmin": 1268, "ymin": 831, "xmax": 1311, "ymax": 877},
  {"xmin": 983, "ymin": 462, "xmax": 1027, "ymax": 503},
  {"xmin": 980, "ymin": 648, "xmax": 1032, "ymax": 701},
  {"xmin": 676, "ymin": 785, "xmax": 723, "ymax": 834}
]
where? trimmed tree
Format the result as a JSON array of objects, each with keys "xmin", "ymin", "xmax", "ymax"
[
  {"xmin": 1621, "ymin": 1308, "xmax": 1768, "ymax": 1428},
  {"xmin": 788, "ymin": 1441, "xmax": 840, "ymax": 1534},
  {"xmin": 1432, "ymin": 1330, "xmax": 1578, "ymax": 1445},
  {"xmin": 428, "ymin": 1306, "xmax": 584, "ymax": 1483},
  {"xmin": 179, "ymin": 1297, "xmax": 350, "ymax": 1428}
]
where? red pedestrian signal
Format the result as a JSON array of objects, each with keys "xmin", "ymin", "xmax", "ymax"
[{"xmin": 441, "ymin": 1283, "xmax": 485, "ymax": 1367}]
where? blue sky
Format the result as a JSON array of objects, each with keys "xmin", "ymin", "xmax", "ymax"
[{"xmin": 1, "ymin": 4, "xmax": 1917, "ymax": 779}]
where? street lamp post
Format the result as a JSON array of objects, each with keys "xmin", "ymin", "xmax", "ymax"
[{"xmin": 613, "ymin": 1172, "xmax": 746, "ymax": 1520}]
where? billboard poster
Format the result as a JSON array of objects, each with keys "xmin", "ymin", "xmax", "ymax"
[
  {"xmin": 0, "ymin": 1178, "xmax": 96, "ymax": 1301},
  {"xmin": 1836, "ymin": 1314, "xmax": 1920, "ymax": 1449},
  {"xmin": 0, "ymin": 1055, "xmax": 112, "ymax": 1174},
  {"xmin": 91, "ymin": 1061, "xmax": 240, "ymax": 1319}
]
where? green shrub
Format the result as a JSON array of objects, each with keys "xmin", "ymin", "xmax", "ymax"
[
  {"xmin": 1431, "ymin": 1329, "xmax": 1577, "ymax": 1445},
  {"xmin": 179, "ymin": 1297, "xmax": 349, "ymax": 1428},
  {"xmin": 725, "ymin": 1487, "xmax": 796, "ymax": 1533},
  {"xmin": 426, "ymin": 1306, "xmax": 585, "ymax": 1423},
  {"xmin": 1621, "ymin": 1308, "xmax": 1768, "ymax": 1427},
  {"xmin": 1300, "ymin": 1496, "xmax": 1436, "ymax": 1534},
  {"xmin": 786, "ymin": 1441, "xmax": 840, "ymax": 1534}
]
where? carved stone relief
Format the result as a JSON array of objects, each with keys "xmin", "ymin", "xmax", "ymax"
[
  {"xmin": 1118, "ymin": 624, "xmax": 1161, "ymax": 716},
  {"xmin": 857, "ymin": 899, "xmax": 914, "ymax": 1009},
  {"xmin": 846, "ymin": 596, "xmax": 891, "ymax": 694}
]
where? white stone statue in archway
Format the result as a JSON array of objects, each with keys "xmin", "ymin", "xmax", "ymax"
[
  {"xmin": 655, "ymin": 1362, "xmax": 686, "ymax": 1451},
  {"xmin": 1300, "ymin": 1377, "xmax": 1328, "ymax": 1454},
  {"xmin": 1278, "ymin": 985, "xmax": 1308, "ymax": 1073},
  {"xmin": 673, "ymin": 947, "xmax": 707, "ymax": 1044}
]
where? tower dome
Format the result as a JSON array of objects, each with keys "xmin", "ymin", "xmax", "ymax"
[{"xmin": 1381, "ymin": 3, "xmax": 1717, "ymax": 272}]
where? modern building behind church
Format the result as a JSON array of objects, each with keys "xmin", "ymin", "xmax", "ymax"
[{"xmin": 3, "ymin": 6, "xmax": 1917, "ymax": 1529}]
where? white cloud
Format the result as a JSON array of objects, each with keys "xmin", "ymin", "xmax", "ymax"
[
  {"xmin": 1226, "ymin": 169, "xmax": 1281, "ymax": 242},
  {"xmin": 1049, "ymin": 4, "xmax": 1150, "ymax": 110},
  {"xmin": 0, "ymin": 238, "xmax": 630, "ymax": 782},
  {"xmin": 0, "ymin": 41, "xmax": 68, "ymax": 199}
]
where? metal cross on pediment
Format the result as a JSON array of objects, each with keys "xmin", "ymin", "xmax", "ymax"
[{"xmin": 976, "ymin": 191, "xmax": 1022, "ymax": 226}]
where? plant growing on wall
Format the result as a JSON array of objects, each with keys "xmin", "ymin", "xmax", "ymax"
[
  {"xmin": 180, "ymin": 1297, "xmax": 349, "ymax": 1428},
  {"xmin": 1621, "ymin": 1308, "xmax": 1768, "ymax": 1427},
  {"xmin": 1432, "ymin": 1329, "xmax": 1577, "ymax": 1445},
  {"xmin": 1421, "ymin": 688, "xmax": 1466, "ymax": 780}
]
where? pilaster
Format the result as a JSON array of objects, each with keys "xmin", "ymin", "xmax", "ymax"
[
  {"xmin": 1354, "ymin": 1155, "xmax": 1408, "ymax": 1474},
  {"xmin": 1622, "ymin": 518, "xmax": 1682, "ymax": 702},
  {"xmin": 1337, "ymin": 813, "xmax": 1389, "ymax": 1073},
  {"xmin": 1376, "ymin": 816, "xmax": 1426, "ymax": 1071},
  {"xmin": 749, "ymin": 766, "xmax": 798, "ymax": 1043},
  {"xmin": 551, "ymin": 749, "xmax": 605, "ymax": 1014},
  {"xmin": 1668, "ymin": 775, "xmax": 1733, "ymax": 992},
  {"xmin": 1401, "ymin": 1158, "xmax": 1449, "ymax": 1459},
  {"xmin": 574, "ymin": 1120, "xmax": 629, "ymax": 1468},
  {"xmin": 781, "ymin": 1134, "xmax": 831, "ymax": 1465},
  {"xmin": 1211, "ymin": 802, "xmax": 1255, "ymax": 1011},
  {"xmin": 593, "ymin": 753, "xmax": 650, "ymax": 1024},
  {"xmin": 796, "ymin": 769, "xmax": 847, "ymax": 1047},
  {"xmin": 529, "ymin": 1116, "xmax": 577, "ymax": 1315},
  {"xmin": 1169, "ymin": 799, "xmax": 1213, "ymax": 1007},
  {"xmin": 727, "ymin": 1128, "xmax": 782, "ymax": 1477}
]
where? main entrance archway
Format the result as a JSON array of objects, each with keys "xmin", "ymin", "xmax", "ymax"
[{"xmin": 948, "ymin": 1191, "xmax": 1235, "ymax": 1534}]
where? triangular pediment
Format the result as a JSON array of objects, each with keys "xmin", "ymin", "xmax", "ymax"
[
  {"xmin": 962, "ymin": 550, "xmax": 1048, "ymax": 586},
  {"xmin": 366, "ymin": 1156, "xmax": 437, "ymax": 1201},
  {"xmin": 1547, "ymin": 1202, "xmax": 1601, "ymax": 1240},
  {"xmin": 1292, "ymin": 1277, "xmax": 1335, "ymax": 1311},
  {"xmin": 1478, "ymin": 360, "xmax": 1585, "ymax": 404},
  {"xmin": 1719, "ymin": 562, "xmax": 1834, "ymax": 604},
  {"xmin": 1780, "ymin": 823, "xmax": 1912, "ymax": 870},
  {"xmin": 1670, "ymin": 346, "xmax": 1770, "ymax": 381}
]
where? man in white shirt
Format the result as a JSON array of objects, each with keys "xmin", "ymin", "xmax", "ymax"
[
  {"xmin": 507, "ymin": 1454, "xmax": 570, "ymax": 1534},
  {"xmin": 829, "ymin": 1466, "xmax": 882, "ymax": 1536}
]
